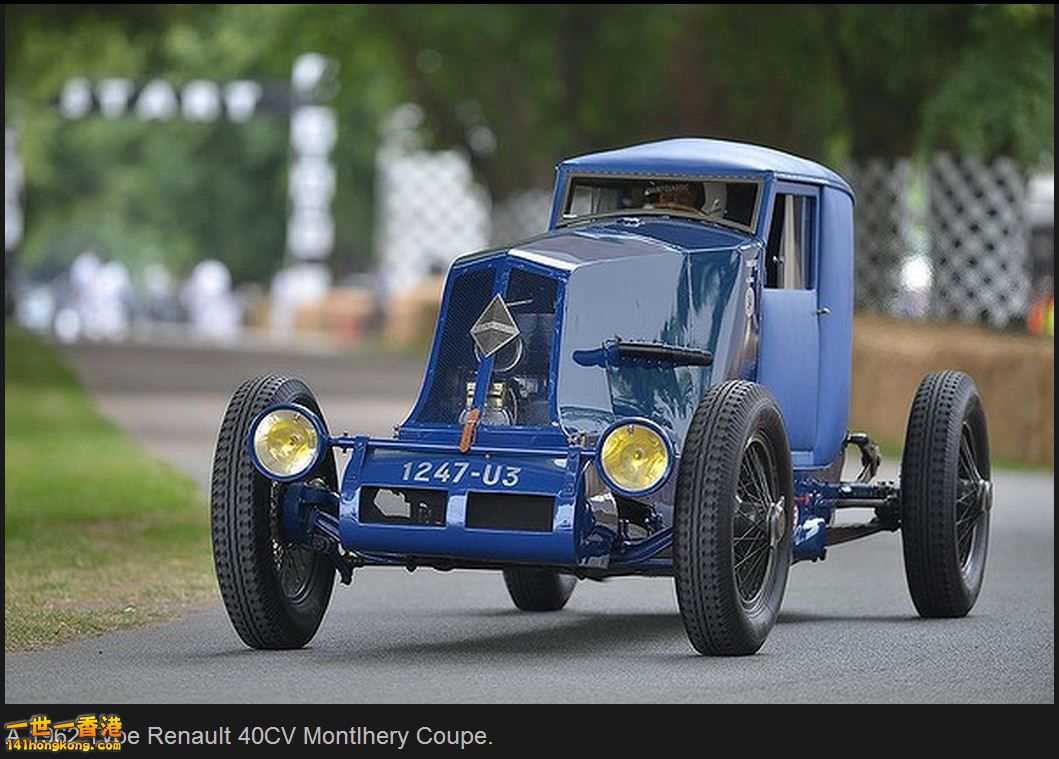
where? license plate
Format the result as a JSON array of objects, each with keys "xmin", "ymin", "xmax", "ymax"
[{"xmin": 399, "ymin": 460, "xmax": 522, "ymax": 488}]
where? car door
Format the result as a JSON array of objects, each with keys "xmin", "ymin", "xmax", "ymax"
[{"xmin": 756, "ymin": 183, "xmax": 821, "ymax": 465}]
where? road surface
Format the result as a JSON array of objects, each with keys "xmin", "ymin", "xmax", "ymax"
[{"xmin": 5, "ymin": 339, "xmax": 1054, "ymax": 703}]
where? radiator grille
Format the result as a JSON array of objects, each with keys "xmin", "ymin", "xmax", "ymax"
[
  {"xmin": 484, "ymin": 268, "xmax": 558, "ymax": 427},
  {"xmin": 417, "ymin": 266, "xmax": 497, "ymax": 423},
  {"xmin": 413, "ymin": 263, "xmax": 560, "ymax": 427}
]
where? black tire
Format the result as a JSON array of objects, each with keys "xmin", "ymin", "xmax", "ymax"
[
  {"xmin": 502, "ymin": 568, "xmax": 576, "ymax": 611},
  {"xmin": 673, "ymin": 381, "xmax": 794, "ymax": 656},
  {"xmin": 211, "ymin": 375, "xmax": 338, "ymax": 649},
  {"xmin": 901, "ymin": 371, "xmax": 991, "ymax": 618}
]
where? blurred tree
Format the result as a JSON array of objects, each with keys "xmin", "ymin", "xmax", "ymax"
[
  {"xmin": 4, "ymin": 4, "xmax": 1053, "ymax": 283},
  {"xmin": 365, "ymin": 4, "xmax": 1052, "ymax": 198},
  {"xmin": 832, "ymin": 4, "xmax": 1054, "ymax": 164},
  {"xmin": 919, "ymin": 4, "xmax": 1054, "ymax": 165}
]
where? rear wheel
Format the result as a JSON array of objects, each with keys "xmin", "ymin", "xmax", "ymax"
[
  {"xmin": 502, "ymin": 568, "xmax": 576, "ymax": 611},
  {"xmin": 211, "ymin": 375, "xmax": 338, "ymax": 649},
  {"xmin": 673, "ymin": 381, "xmax": 794, "ymax": 656},
  {"xmin": 900, "ymin": 371, "xmax": 991, "ymax": 618}
]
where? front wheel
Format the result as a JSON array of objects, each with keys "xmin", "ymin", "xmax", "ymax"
[
  {"xmin": 673, "ymin": 381, "xmax": 794, "ymax": 656},
  {"xmin": 900, "ymin": 371, "xmax": 991, "ymax": 618},
  {"xmin": 211, "ymin": 375, "xmax": 338, "ymax": 649}
]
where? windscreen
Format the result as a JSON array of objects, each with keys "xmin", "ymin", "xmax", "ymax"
[{"xmin": 562, "ymin": 176, "xmax": 758, "ymax": 232}]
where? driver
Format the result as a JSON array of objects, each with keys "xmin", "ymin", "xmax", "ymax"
[{"xmin": 643, "ymin": 181, "xmax": 706, "ymax": 214}]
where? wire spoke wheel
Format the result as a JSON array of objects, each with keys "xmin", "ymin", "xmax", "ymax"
[
  {"xmin": 955, "ymin": 423, "xmax": 989, "ymax": 574},
  {"xmin": 900, "ymin": 370, "xmax": 992, "ymax": 618},
  {"xmin": 674, "ymin": 381, "xmax": 793, "ymax": 656},
  {"xmin": 211, "ymin": 375, "xmax": 339, "ymax": 649},
  {"xmin": 269, "ymin": 482, "xmax": 317, "ymax": 602},
  {"xmin": 734, "ymin": 435, "xmax": 780, "ymax": 607}
]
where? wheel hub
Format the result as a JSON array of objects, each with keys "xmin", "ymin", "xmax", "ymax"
[
  {"xmin": 768, "ymin": 499, "xmax": 785, "ymax": 547},
  {"xmin": 977, "ymin": 479, "xmax": 994, "ymax": 513}
]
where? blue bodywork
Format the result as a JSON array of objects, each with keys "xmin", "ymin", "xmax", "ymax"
[{"xmin": 279, "ymin": 138, "xmax": 880, "ymax": 575}]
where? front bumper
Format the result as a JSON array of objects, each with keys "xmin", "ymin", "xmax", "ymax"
[{"xmin": 335, "ymin": 436, "xmax": 611, "ymax": 567}]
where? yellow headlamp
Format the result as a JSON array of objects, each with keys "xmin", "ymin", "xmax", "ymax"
[
  {"xmin": 597, "ymin": 419, "xmax": 673, "ymax": 496},
  {"xmin": 250, "ymin": 405, "xmax": 324, "ymax": 481}
]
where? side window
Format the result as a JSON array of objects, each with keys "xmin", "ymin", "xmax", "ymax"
[{"xmin": 765, "ymin": 194, "xmax": 813, "ymax": 289}]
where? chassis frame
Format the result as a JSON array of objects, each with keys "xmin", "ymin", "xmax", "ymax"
[{"xmin": 280, "ymin": 428, "xmax": 899, "ymax": 586}]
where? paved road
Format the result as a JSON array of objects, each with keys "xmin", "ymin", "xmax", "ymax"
[{"xmin": 6, "ymin": 340, "xmax": 1054, "ymax": 703}]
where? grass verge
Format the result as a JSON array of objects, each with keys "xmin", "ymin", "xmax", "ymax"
[{"xmin": 5, "ymin": 327, "xmax": 216, "ymax": 651}]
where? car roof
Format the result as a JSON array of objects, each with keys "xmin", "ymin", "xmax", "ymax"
[{"xmin": 557, "ymin": 138, "xmax": 853, "ymax": 198}]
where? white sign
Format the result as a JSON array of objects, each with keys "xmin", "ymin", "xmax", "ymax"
[
  {"xmin": 292, "ymin": 52, "xmax": 331, "ymax": 95},
  {"xmin": 59, "ymin": 78, "xmax": 93, "ymax": 119},
  {"xmin": 223, "ymin": 81, "xmax": 263, "ymax": 123},
  {"xmin": 135, "ymin": 80, "xmax": 179, "ymax": 120},
  {"xmin": 284, "ymin": 53, "xmax": 338, "ymax": 267},
  {"xmin": 290, "ymin": 106, "xmax": 337, "ymax": 156},
  {"xmin": 288, "ymin": 157, "xmax": 336, "ymax": 209},
  {"xmin": 96, "ymin": 78, "xmax": 134, "ymax": 119},
  {"xmin": 5, "ymin": 128, "xmax": 22, "ymax": 252},
  {"xmin": 62, "ymin": 77, "xmax": 262, "ymax": 123},
  {"xmin": 287, "ymin": 209, "xmax": 335, "ymax": 260},
  {"xmin": 181, "ymin": 80, "xmax": 222, "ymax": 122}
]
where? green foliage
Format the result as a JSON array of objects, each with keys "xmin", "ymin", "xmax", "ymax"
[
  {"xmin": 18, "ymin": 117, "xmax": 289, "ymax": 282},
  {"xmin": 4, "ymin": 5, "xmax": 1053, "ymax": 283},
  {"xmin": 920, "ymin": 4, "xmax": 1055, "ymax": 165},
  {"xmin": 4, "ymin": 327, "xmax": 215, "ymax": 650}
]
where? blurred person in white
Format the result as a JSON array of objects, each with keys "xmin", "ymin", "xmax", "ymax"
[
  {"xmin": 269, "ymin": 265, "xmax": 330, "ymax": 338},
  {"xmin": 88, "ymin": 260, "xmax": 132, "ymax": 341},
  {"xmin": 182, "ymin": 259, "xmax": 243, "ymax": 343},
  {"xmin": 140, "ymin": 263, "xmax": 182, "ymax": 324},
  {"xmin": 53, "ymin": 251, "xmax": 102, "ymax": 342},
  {"xmin": 55, "ymin": 251, "xmax": 132, "ymax": 342}
]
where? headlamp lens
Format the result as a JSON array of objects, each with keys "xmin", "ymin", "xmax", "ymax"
[
  {"xmin": 599, "ymin": 423, "xmax": 670, "ymax": 495},
  {"xmin": 252, "ymin": 408, "xmax": 320, "ymax": 479}
]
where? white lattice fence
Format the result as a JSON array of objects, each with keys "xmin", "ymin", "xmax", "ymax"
[
  {"xmin": 845, "ymin": 159, "xmax": 918, "ymax": 315},
  {"xmin": 375, "ymin": 148, "xmax": 491, "ymax": 298},
  {"xmin": 847, "ymin": 155, "xmax": 1031, "ymax": 326},
  {"xmin": 927, "ymin": 154, "xmax": 1029, "ymax": 327},
  {"xmin": 490, "ymin": 189, "xmax": 553, "ymax": 246},
  {"xmin": 375, "ymin": 106, "xmax": 491, "ymax": 299}
]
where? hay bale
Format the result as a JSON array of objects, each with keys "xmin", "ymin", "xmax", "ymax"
[
  {"xmin": 383, "ymin": 276, "xmax": 446, "ymax": 349},
  {"xmin": 851, "ymin": 316, "xmax": 1053, "ymax": 467},
  {"xmin": 293, "ymin": 288, "xmax": 376, "ymax": 342}
]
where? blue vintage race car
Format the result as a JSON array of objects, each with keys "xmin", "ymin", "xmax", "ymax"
[{"xmin": 211, "ymin": 139, "xmax": 992, "ymax": 655}]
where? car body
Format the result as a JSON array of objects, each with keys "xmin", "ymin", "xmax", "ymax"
[
  {"xmin": 321, "ymin": 140, "xmax": 852, "ymax": 568},
  {"xmin": 214, "ymin": 138, "xmax": 993, "ymax": 655}
]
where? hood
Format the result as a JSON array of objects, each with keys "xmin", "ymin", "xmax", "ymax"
[{"xmin": 405, "ymin": 218, "xmax": 758, "ymax": 449}]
